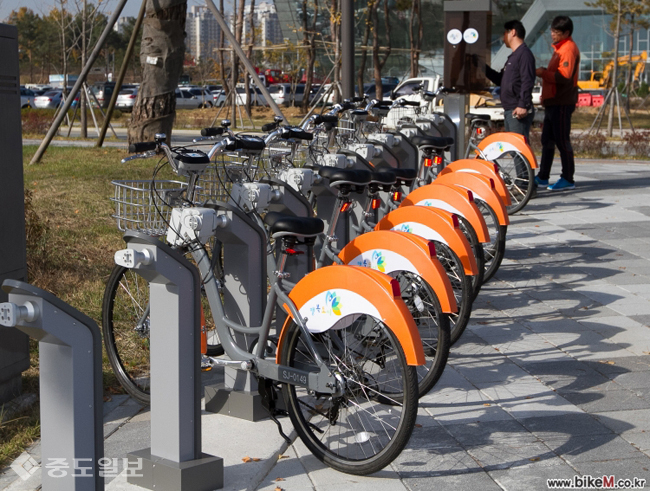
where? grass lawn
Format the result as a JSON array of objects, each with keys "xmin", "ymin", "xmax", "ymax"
[{"xmin": 1, "ymin": 145, "xmax": 178, "ymax": 470}]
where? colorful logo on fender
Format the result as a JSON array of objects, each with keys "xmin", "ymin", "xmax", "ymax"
[
  {"xmin": 308, "ymin": 291, "xmax": 342, "ymax": 316},
  {"xmin": 372, "ymin": 250, "xmax": 386, "ymax": 272},
  {"xmin": 325, "ymin": 291, "xmax": 342, "ymax": 315},
  {"xmin": 397, "ymin": 223, "xmax": 413, "ymax": 233}
]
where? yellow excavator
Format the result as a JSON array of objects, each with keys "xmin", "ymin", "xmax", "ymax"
[{"xmin": 578, "ymin": 51, "xmax": 647, "ymax": 90}]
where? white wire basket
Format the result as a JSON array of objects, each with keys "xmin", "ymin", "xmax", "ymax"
[
  {"xmin": 194, "ymin": 152, "xmax": 263, "ymax": 204},
  {"xmin": 111, "ymin": 179, "xmax": 187, "ymax": 236}
]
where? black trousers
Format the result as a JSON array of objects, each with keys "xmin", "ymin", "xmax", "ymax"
[{"xmin": 538, "ymin": 104, "xmax": 575, "ymax": 183}]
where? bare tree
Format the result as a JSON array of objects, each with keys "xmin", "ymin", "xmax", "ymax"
[
  {"xmin": 372, "ymin": 0, "xmax": 391, "ymax": 100},
  {"xmin": 245, "ymin": 0, "xmax": 256, "ymax": 116},
  {"xmin": 357, "ymin": 2, "xmax": 372, "ymax": 98},
  {"xmin": 409, "ymin": 0, "xmax": 422, "ymax": 77},
  {"xmin": 301, "ymin": 0, "xmax": 319, "ymax": 111},
  {"xmin": 128, "ymin": 0, "xmax": 186, "ymax": 144}
]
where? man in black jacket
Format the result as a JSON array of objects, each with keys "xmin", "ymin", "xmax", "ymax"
[{"xmin": 485, "ymin": 20, "xmax": 536, "ymax": 140}]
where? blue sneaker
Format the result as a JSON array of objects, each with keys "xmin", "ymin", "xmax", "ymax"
[
  {"xmin": 534, "ymin": 176, "xmax": 549, "ymax": 188},
  {"xmin": 548, "ymin": 177, "xmax": 575, "ymax": 191}
]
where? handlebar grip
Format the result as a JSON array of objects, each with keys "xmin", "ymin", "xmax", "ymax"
[
  {"xmin": 128, "ymin": 141, "xmax": 157, "ymax": 153},
  {"xmin": 375, "ymin": 100, "xmax": 393, "ymax": 108},
  {"xmin": 340, "ymin": 102, "xmax": 354, "ymax": 111},
  {"xmin": 351, "ymin": 96, "xmax": 365, "ymax": 103},
  {"xmin": 401, "ymin": 100, "xmax": 420, "ymax": 107},
  {"xmin": 313, "ymin": 114, "xmax": 339, "ymax": 125},
  {"xmin": 262, "ymin": 122, "xmax": 278, "ymax": 132},
  {"xmin": 201, "ymin": 127, "xmax": 224, "ymax": 137}
]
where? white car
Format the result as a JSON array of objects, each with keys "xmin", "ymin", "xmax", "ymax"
[
  {"xmin": 20, "ymin": 87, "xmax": 34, "ymax": 108},
  {"xmin": 116, "ymin": 87, "xmax": 138, "ymax": 112},
  {"xmin": 267, "ymin": 83, "xmax": 305, "ymax": 106},
  {"xmin": 532, "ymin": 85, "xmax": 542, "ymax": 105},
  {"xmin": 175, "ymin": 87, "xmax": 213, "ymax": 109},
  {"xmin": 34, "ymin": 90, "xmax": 64, "ymax": 109}
]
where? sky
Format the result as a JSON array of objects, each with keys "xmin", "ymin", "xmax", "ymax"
[{"xmin": 0, "ymin": 0, "xmax": 233, "ymax": 23}]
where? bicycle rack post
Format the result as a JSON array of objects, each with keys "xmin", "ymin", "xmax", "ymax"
[
  {"xmin": 201, "ymin": 204, "xmax": 269, "ymax": 421},
  {"xmin": 115, "ymin": 232, "xmax": 223, "ymax": 491},
  {"xmin": 443, "ymin": 93, "xmax": 469, "ymax": 161},
  {"xmin": 0, "ymin": 280, "xmax": 103, "ymax": 491}
]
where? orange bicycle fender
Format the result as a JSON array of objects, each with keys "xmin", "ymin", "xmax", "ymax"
[
  {"xmin": 400, "ymin": 183, "xmax": 490, "ymax": 243},
  {"xmin": 338, "ymin": 230, "xmax": 457, "ymax": 313},
  {"xmin": 433, "ymin": 172, "xmax": 510, "ymax": 226},
  {"xmin": 276, "ymin": 265, "xmax": 425, "ymax": 366},
  {"xmin": 375, "ymin": 207, "xmax": 478, "ymax": 277},
  {"xmin": 439, "ymin": 159, "xmax": 511, "ymax": 206},
  {"xmin": 477, "ymin": 132, "xmax": 538, "ymax": 169}
]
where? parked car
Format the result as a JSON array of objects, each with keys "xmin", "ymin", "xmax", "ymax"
[
  {"xmin": 211, "ymin": 89, "xmax": 226, "ymax": 107},
  {"xmin": 235, "ymin": 86, "xmax": 268, "ymax": 106},
  {"xmin": 116, "ymin": 87, "xmax": 139, "ymax": 112},
  {"xmin": 267, "ymin": 83, "xmax": 305, "ymax": 106},
  {"xmin": 34, "ymin": 90, "xmax": 64, "ymax": 109},
  {"xmin": 361, "ymin": 82, "xmax": 398, "ymax": 100},
  {"xmin": 390, "ymin": 76, "xmax": 441, "ymax": 102},
  {"xmin": 176, "ymin": 87, "xmax": 213, "ymax": 108},
  {"xmin": 532, "ymin": 85, "xmax": 542, "ymax": 105},
  {"xmin": 91, "ymin": 82, "xmax": 137, "ymax": 108},
  {"xmin": 20, "ymin": 87, "xmax": 35, "ymax": 108}
]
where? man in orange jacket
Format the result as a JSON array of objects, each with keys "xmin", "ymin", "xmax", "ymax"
[{"xmin": 535, "ymin": 16, "xmax": 580, "ymax": 191}]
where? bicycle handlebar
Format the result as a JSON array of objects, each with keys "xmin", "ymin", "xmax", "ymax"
[
  {"xmin": 201, "ymin": 127, "xmax": 225, "ymax": 137},
  {"xmin": 128, "ymin": 141, "xmax": 157, "ymax": 153}
]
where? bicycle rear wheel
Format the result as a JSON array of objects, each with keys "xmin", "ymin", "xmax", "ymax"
[
  {"xmin": 280, "ymin": 315, "xmax": 419, "ymax": 475},
  {"xmin": 394, "ymin": 271, "xmax": 450, "ymax": 397},
  {"xmin": 494, "ymin": 151, "xmax": 534, "ymax": 215},
  {"xmin": 475, "ymin": 199, "xmax": 507, "ymax": 282},
  {"xmin": 434, "ymin": 241, "xmax": 473, "ymax": 346}
]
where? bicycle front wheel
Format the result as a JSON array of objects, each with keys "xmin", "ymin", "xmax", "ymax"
[
  {"xmin": 475, "ymin": 199, "xmax": 507, "ymax": 282},
  {"xmin": 494, "ymin": 151, "xmax": 534, "ymax": 215},
  {"xmin": 458, "ymin": 216, "xmax": 485, "ymax": 301},
  {"xmin": 394, "ymin": 271, "xmax": 450, "ymax": 397},
  {"xmin": 102, "ymin": 265, "xmax": 151, "ymax": 405},
  {"xmin": 102, "ymin": 264, "xmax": 223, "ymax": 405},
  {"xmin": 280, "ymin": 315, "xmax": 419, "ymax": 475}
]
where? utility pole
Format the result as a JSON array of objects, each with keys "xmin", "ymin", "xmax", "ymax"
[
  {"xmin": 607, "ymin": 0, "xmax": 622, "ymax": 137},
  {"xmin": 341, "ymin": 0, "xmax": 354, "ymax": 99}
]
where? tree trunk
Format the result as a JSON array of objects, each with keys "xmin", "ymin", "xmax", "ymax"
[
  {"xmin": 358, "ymin": 2, "xmax": 372, "ymax": 99},
  {"xmin": 301, "ymin": 0, "xmax": 319, "ymax": 112},
  {"xmin": 245, "ymin": 0, "xmax": 256, "ymax": 116},
  {"xmin": 127, "ymin": 0, "xmax": 187, "ymax": 144},
  {"xmin": 409, "ymin": 0, "xmax": 421, "ymax": 77},
  {"xmin": 373, "ymin": 0, "xmax": 391, "ymax": 100},
  {"xmin": 218, "ymin": 0, "xmax": 227, "ymax": 99},
  {"xmin": 330, "ymin": 0, "xmax": 341, "ymax": 103}
]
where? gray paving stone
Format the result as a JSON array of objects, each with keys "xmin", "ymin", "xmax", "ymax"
[
  {"xmin": 590, "ymin": 356, "xmax": 650, "ymax": 375},
  {"xmin": 546, "ymin": 434, "xmax": 646, "ymax": 464},
  {"xmin": 571, "ymin": 456, "xmax": 650, "ymax": 484},
  {"xmin": 630, "ymin": 314, "xmax": 650, "ymax": 326},
  {"xmin": 611, "ymin": 371, "xmax": 650, "ymax": 390},
  {"xmin": 402, "ymin": 470, "xmax": 501, "ymax": 490},
  {"xmin": 519, "ymin": 413, "xmax": 614, "ymax": 439},
  {"xmin": 561, "ymin": 389, "xmax": 650, "ymax": 413},
  {"xmin": 488, "ymin": 460, "xmax": 579, "ymax": 491},
  {"xmin": 592, "ymin": 409, "xmax": 650, "ymax": 433},
  {"xmin": 442, "ymin": 420, "xmax": 537, "ymax": 447},
  {"xmin": 466, "ymin": 441, "xmax": 557, "ymax": 471}
]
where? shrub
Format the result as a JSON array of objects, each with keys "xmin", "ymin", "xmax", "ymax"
[
  {"xmin": 21, "ymin": 109, "xmax": 51, "ymax": 135},
  {"xmin": 622, "ymin": 130, "xmax": 650, "ymax": 155}
]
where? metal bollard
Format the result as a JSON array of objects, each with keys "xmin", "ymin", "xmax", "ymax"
[
  {"xmin": 114, "ymin": 231, "xmax": 223, "ymax": 491},
  {"xmin": 0, "ymin": 280, "xmax": 103, "ymax": 491}
]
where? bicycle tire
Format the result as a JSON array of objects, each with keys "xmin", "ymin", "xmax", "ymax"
[
  {"xmin": 102, "ymin": 264, "xmax": 223, "ymax": 405},
  {"xmin": 279, "ymin": 316, "xmax": 419, "ymax": 475},
  {"xmin": 102, "ymin": 265, "xmax": 151, "ymax": 405},
  {"xmin": 394, "ymin": 271, "xmax": 450, "ymax": 397},
  {"xmin": 494, "ymin": 151, "xmax": 534, "ymax": 215},
  {"xmin": 458, "ymin": 216, "xmax": 485, "ymax": 302},
  {"xmin": 475, "ymin": 200, "xmax": 507, "ymax": 282},
  {"xmin": 434, "ymin": 241, "xmax": 473, "ymax": 346}
]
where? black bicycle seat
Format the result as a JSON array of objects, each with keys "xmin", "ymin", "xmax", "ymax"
[
  {"xmin": 264, "ymin": 212, "xmax": 324, "ymax": 238},
  {"xmin": 376, "ymin": 167, "xmax": 417, "ymax": 185},
  {"xmin": 465, "ymin": 113, "xmax": 491, "ymax": 122},
  {"xmin": 410, "ymin": 135, "xmax": 454, "ymax": 150},
  {"xmin": 318, "ymin": 167, "xmax": 372, "ymax": 188},
  {"xmin": 369, "ymin": 171, "xmax": 397, "ymax": 186}
]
